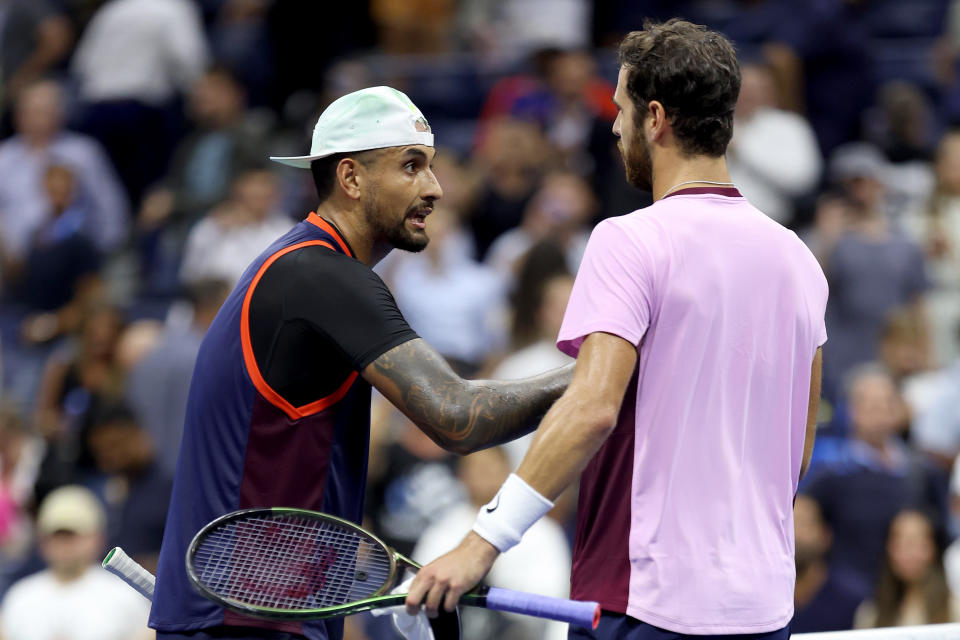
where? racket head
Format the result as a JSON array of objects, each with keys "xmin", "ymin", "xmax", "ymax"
[{"xmin": 186, "ymin": 507, "xmax": 401, "ymax": 619}]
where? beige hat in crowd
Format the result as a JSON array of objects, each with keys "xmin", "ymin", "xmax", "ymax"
[{"xmin": 36, "ymin": 485, "xmax": 105, "ymax": 536}]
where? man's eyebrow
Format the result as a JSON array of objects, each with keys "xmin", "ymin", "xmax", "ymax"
[
  {"xmin": 401, "ymin": 148, "xmax": 429, "ymax": 161},
  {"xmin": 612, "ymin": 97, "xmax": 621, "ymax": 109}
]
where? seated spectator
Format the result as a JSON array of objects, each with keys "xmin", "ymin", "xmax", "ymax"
[
  {"xmin": 138, "ymin": 65, "xmax": 270, "ymax": 233},
  {"xmin": 0, "ymin": 401, "xmax": 43, "ymax": 568},
  {"xmin": 855, "ymin": 509, "xmax": 959, "ymax": 627},
  {"xmin": 179, "ymin": 168, "xmax": 294, "ymax": 287},
  {"xmin": 0, "ymin": 1, "xmax": 71, "ymax": 117},
  {"xmin": 127, "ymin": 278, "xmax": 230, "ymax": 476},
  {"xmin": 911, "ymin": 329, "xmax": 960, "ymax": 467},
  {"xmin": 84, "ymin": 403, "xmax": 172, "ymax": 572},
  {"xmin": 485, "ymin": 171, "xmax": 595, "ymax": 284},
  {"xmin": 386, "ymin": 207, "xmax": 506, "ymax": 376},
  {"xmin": 412, "ymin": 446, "xmax": 571, "ymax": 640},
  {"xmin": 943, "ymin": 460, "xmax": 960, "ymax": 587},
  {"xmin": 792, "ymin": 494, "xmax": 869, "ymax": 633},
  {"xmin": 0, "ymin": 485, "xmax": 152, "ymax": 640},
  {"xmin": 803, "ymin": 364, "xmax": 948, "ymax": 588},
  {"xmin": 365, "ymin": 400, "xmax": 465, "ymax": 559},
  {"xmin": 492, "ymin": 244, "xmax": 574, "ymax": 467},
  {"xmin": 0, "ymin": 79, "xmax": 129, "ymax": 262},
  {"xmin": 821, "ymin": 143, "xmax": 929, "ymax": 398},
  {"xmin": 468, "ymin": 117, "xmax": 552, "ymax": 259},
  {"xmin": 902, "ymin": 130, "xmax": 960, "ymax": 366},
  {"xmin": 727, "ymin": 61, "xmax": 821, "ymax": 226},
  {"xmin": 11, "ymin": 165, "xmax": 104, "ymax": 346},
  {"xmin": 32, "ymin": 305, "xmax": 126, "ymax": 502}
]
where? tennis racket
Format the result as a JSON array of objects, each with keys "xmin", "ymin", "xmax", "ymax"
[{"xmin": 184, "ymin": 507, "xmax": 599, "ymax": 629}]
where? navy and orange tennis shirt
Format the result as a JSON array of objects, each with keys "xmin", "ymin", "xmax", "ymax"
[{"xmin": 150, "ymin": 213, "xmax": 418, "ymax": 639}]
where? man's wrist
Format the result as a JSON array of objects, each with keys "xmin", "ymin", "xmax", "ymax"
[{"xmin": 472, "ymin": 473, "xmax": 553, "ymax": 553}]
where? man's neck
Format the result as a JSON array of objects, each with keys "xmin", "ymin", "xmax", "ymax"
[
  {"xmin": 652, "ymin": 150, "xmax": 733, "ymax": 201},
  {"xmin": 314, "ymin": 200, "xmax": 379, "ymax": 265}
]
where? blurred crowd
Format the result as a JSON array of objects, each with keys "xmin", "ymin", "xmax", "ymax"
[{"xmin": 0, "ymin": 0, "xmax": 959, "ymax": 638}]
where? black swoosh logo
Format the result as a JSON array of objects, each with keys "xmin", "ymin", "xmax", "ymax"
[{"xmin": 485, "ymin": 494, "xmax": 501, "ymax": 513}]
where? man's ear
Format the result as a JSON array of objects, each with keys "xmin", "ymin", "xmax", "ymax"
[
  {"xmin": 337, "ymin": 157, "xmax": 365, "ymax": 201},
  {"xmin": 646, "ymin": 100, "xmax": 668, "ymax": 143}
]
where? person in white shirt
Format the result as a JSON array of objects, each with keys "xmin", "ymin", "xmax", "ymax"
[
  {"xmin": 0, "ymin": 80, "xmax": 129, "ymax": 260},
  {"xmin": 727, "ymin": 62, "xmax": 822, "ymax": 226},
  {"xmin": 71, "ymin": 0, "xmax": 210, "ymax": 204},
  {"xmin": 179, "ymin": 169, "xmax": 295, "ymax": 288},
  {"xmin": 0, "ymin": 485, "xmax": 152, "ymax": 640},
  {"xmin": 412, "ymin": 446, "xmax": 571, "ymax": 640}
]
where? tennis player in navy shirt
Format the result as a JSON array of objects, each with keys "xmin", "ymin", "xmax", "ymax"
[{"xmin": 149, "ymin": 87, "xmax": 573, "ymax": 640}]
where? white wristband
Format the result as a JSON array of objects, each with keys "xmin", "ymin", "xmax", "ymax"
[{"xmin": 472, "ymin": 473, "xmax": 554, "ymax": 553}]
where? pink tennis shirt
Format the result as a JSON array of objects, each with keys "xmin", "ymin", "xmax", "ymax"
[{"xmin": 557, "ymin": 187, "xmax": 828, "ymax": 635}]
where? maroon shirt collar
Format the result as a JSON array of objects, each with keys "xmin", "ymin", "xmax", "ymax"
[{"xmin": 662, "ymin": 186, "xmax": 743, "ymax": 199}]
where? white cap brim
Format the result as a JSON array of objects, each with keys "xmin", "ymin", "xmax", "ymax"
[{"xmin": 269, "ymin": 154, "xmax": 327, "ymax": 169}]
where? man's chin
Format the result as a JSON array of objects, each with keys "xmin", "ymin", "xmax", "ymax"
[{"xmin": 392, "ymin": 233, "xmax": 429, "ymax": 253}]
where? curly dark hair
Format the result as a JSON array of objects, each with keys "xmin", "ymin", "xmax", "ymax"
[{"xmin": 618, "ymin": 19, "xmax": 740, "ymax": 157}]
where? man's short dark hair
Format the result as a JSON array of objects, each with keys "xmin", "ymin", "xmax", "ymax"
[
  {"xmin": 618, "ymin": 19, "xmax": 740, "ymax": 157},
  {"xmin": 310, "ymin": 151, "xmax": 377, "ymax": 202}
]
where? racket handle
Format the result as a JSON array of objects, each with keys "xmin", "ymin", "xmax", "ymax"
[
  {"xmin": 102, "ymin": 546, "xmax": 156, "ymax": 601},
  {"xmin": 480, "ymin": 587, "xmax": 600, "ymax": 629}
]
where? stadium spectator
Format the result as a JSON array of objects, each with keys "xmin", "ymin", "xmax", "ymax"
[
  {"xmin": 0, "ymin": 401, "xmax": 42, "ymax": 567},
  {"xmin": 491, "ymin": 244, "xmax": 574, "ymax": 467},
  {"xmin": 791, "ymin": 494, "xmax": 869, "ymax": 633},
  {"xmin": 179, "ymin": 168, "xmax": 294, "ymax": 287},
  {"xmin": 803, "ymin": 364, "xmax": 948, "ymax": 588},
  {"xmin": 139, "ymin": 65, "xmax": 269, "ymax": 233},
  {"xmin": 32, "ymin": 306, "xmax": 125, "ymax": 502},
  {"xmin": 0, "ymin": 79, "xmax": 129, "ymax": 261},
  {"xmin": 727, "ymin": 61, "xmax": 821, "ymax": 226},
  {"xmin": 365, "ymin": 402, "xmax": 466, "ymax": 559},
  {"xmin": 0, "ymin": 485, "xmax": 152, "ymax": 640},
  {"xmin": 413, "ymin": 446, "xmax": 571, "ymax": 640},
  {"xmin": 911, "ymin": 332, "xmax": 960, "ymax": 467},
  {"xmin": 126, "ymin": 279, "xmax": 230, "ymax": 477},
  {"xmin": 821, "ymin": 143, "xmax": 930, "ymax": 397},
  {"xmin": 765, "ymin": 0, "xmax": 876, "ymax": 155},
  {"xmin": 0, "ymin": 0, "xmax": 72, "ymax": 115},
  {"xmin": 8, "ymin": 165, "xmax": 103, "ymax": 347},
  {"xmin": 902, "ymin": 130, "xmax": 960, "ymax": 365},
  {"xmin": 386, "ymin": 206, "xmax": 506, "ymax": 376},
  {"xmin": 468, "ymin": 117, "xmax": 551, "ymax": 259},
  {"xmin": 72, "ymin": 0, "xmax": 210, "ymax": 204},
  {"xmin": 855, "ymin": 509, "xmax": 959, "ymax": 627},
  {"xmin": 85, "ymin": 402, "xmax": 172, "ymax": 572},
  {"xmin": 485, "ymin": 171, "xmax": 595, "ymax": 283}
]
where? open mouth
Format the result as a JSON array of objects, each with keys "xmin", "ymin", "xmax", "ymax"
[{"xmin": 406, "ymin": 208, "xmax": 431, "ymax": 230}]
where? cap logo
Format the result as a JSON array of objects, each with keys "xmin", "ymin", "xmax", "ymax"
[{"xmin": 414, "ymin": 116, "xmax": 431, "ymax": 133}]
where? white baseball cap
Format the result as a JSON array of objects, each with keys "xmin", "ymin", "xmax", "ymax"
[
  {"xmin": 37, "ymin": 485, "xmax": 105, "ymax": 536},
  {"xmin": 270, "ymin": 86, "xmax": 434, "ymax": 169}
]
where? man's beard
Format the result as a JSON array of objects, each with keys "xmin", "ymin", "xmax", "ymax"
[
  {"xmin": 621, "ymin": 135, "xmax": 653, "ymax": 192},
  {"xmin": 364, "ymin": 189, "xmax": 429, "ymax": 253}
]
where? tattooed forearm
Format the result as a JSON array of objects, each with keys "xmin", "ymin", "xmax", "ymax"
[{"xmin": 365, "ymin": 339, "xmax": 573, "ymax": 454}]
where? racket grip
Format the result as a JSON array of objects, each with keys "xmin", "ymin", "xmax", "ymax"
[
  {"xmin": 102, "ymin": 546, "xmax": 156, "ymax": 601},
  {"xmin": 483, "ymin": 587, "xmax": 600, "ymax": 629}
]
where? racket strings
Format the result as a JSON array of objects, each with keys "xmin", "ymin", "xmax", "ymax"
[{"xmin": 192, "ymin": 515, "xmax": 393, "ymax": 610}]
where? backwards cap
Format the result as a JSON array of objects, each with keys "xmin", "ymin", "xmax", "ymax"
[{"xmin": 270, "ymin": 86, "xmax": 434, "ymax": 169}]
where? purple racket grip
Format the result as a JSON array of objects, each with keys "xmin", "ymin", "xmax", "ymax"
[{"xmin": 483, "ymin": 587, "xmax": 601, "ymax": 629}]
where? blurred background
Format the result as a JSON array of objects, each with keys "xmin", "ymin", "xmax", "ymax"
[{"xmin": 0, "ymin": 0, "xmax": 959, "ymax": 638}]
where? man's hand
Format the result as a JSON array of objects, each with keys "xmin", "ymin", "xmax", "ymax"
[{"xmin": 405, "ymin": 532, "xmax": 500, "ymax": 618}]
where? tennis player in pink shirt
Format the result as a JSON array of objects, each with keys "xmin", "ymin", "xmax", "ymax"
[{"xmin": 407, "ymin": 19, "xmax": 828, "ymax": 639}]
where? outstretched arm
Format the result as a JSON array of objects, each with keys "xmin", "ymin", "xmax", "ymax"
[
  {"xmin": 405, "ymin": 331, "xmax": 638, "ymax": 616},
  {"xmin": 363, "ymin": 338, "xmax": 573, "ymax": 455}
]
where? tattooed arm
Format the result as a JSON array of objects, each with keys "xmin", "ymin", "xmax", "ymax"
[{"xmin": 362, "ymin": 338, "xmax": 573, "ymax": 455}]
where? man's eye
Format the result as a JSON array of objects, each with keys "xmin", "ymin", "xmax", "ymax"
[{"xmin": 405, "ymin": 162, "xmax": 416, "ymax": 172}]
